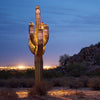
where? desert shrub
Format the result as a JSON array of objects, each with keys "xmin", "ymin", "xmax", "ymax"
[
  {"xmin": 50, "ymin": 77, "xmax": 85, "ymax": 88},
  {"xmin": 0, "ymin": 70, "xmax": 11, "ymax": 79},
  {"xmin": 28, "ymin": 81, "xmax": 51, "ymax": 98},
  {"xmin": 0, "ymin": 69, "xmax": 35, "ymax": 79},
  {"xmin": 25, "ymin": 69, "xmax": 35, "ymax": 78},
  {"xmin": 19, "ymin": 79, "xmax": 34, "ymax": 87},
  {"xmin": 13, "ymin": 71, "xmax": 24, "ymax": 78},
  {"xmin": 68, "ymin": 79, "xmax": 84, "ymax": 89},
  {"xmin": 0, "ymin": 80, "xmax": 6, "ymax": 87},
  {"xmin": 63, "ymin": 77, "xmax": 74, "ymax": 87},
  {"xmin": 2, "ymin": 78, "xmax": 34, "ymax": 88},
  {"xmin": 51, "ymin": 77, "xmax": 67, "ymax": 87},
  {"xmin": 87, "ymin": 70, "xmax": 100, "ymax": 76},
  {"xmin": 51, "ymin": 79, "xmax": 62, "ymax": 87},
  {"xmin": 88, "ymin": 77, "xmax": 100, "ymax": 90},
  {"xmin": 43, "ymin": 69, "xmax": 63, "ymax": 79},
  {"xmin": 43, "ymin": 70, "xmax": 55, "ymax": 78},
  {"xmin": 78, "ymin": 76, "xmax": 89, "ymax": 87},
  {"xmin": 0, "ymin": 88, "xmax": 18, "ymax": 100},
  {"xmin": 6, "ymin": 79, "xmax": 20, "ymax": 88},
  {"xmin": 50, "ymin": 76, "xmax": 89, "ymax": 88},
  {"xmin": 66, "ymin": 63, "xmax": 87, "ymax": 77}
]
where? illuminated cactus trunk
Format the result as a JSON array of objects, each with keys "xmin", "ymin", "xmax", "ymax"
[
  {"xmin": 35, "ymin": 35, "xmax": 43, "ymax": 83},
  {"xmin": 28, "ymin": 6, "xmax": 49, "ymax": 84},
  {"xmin": 35, "ymin": 55, "xmax": 43, "ymax": 83}
]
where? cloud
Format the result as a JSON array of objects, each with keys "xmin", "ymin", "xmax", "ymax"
[{"xmin": 44, "ymin": 4, "xmax": 100, "ymax": 29}]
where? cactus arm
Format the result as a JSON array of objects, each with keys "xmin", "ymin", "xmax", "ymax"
[
  {"xmin": 30, "ymin": 34, "xmax": 36, "ymax": 46},
  {"xmin": 43, "ymin": 25, "xmax": 49, "ymax": 46},
  {"xmin": 29, "ymin": 35, "xmax": 35, "ymax": 54},
  {"xmin": 29, "ymin": 22, "xmax": 36, "ymax": 54},
  {"xmin": 43, "ymin": 35, "xmax": 49, "ymax": 46},
  {"xmin": 43, "ymin": 46, "xmax": 46, "ymax": 54}
]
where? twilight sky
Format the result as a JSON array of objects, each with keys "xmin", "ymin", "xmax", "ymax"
[{"xmin": 0, "ymin": 0, "xmax": 100, "ymax": 66}]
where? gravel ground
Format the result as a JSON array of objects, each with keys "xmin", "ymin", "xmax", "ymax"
[
  {"xmin": 0, "ymin": 87, "xmax": 100, "ymax": 100},
  {"xmin": 15, "ymin": 87, "xmax": 100, "ymax": 100}
]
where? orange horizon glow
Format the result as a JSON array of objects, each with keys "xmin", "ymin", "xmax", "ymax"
[{"xmin": 0, "ymin": 65, "xmax": 57, "ymax": 70}]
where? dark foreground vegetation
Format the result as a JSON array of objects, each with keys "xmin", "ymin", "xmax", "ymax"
[
  {"xmin": 0, "ymin": 76, "xmax": 100, "ymax": 100},
  {"xmin": 0, "ymin": 65, "xmax": 100, "ymax": 91}
]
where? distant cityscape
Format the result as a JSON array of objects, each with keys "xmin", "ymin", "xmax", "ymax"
[{"xmin": 0, "ymin": 65, "xmax": 57, "ymax": 70}]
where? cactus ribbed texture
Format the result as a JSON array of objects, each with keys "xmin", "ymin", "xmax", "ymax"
[{"xmin": 28, "ymin": 6, "xmax": 49, "ymax": 84}]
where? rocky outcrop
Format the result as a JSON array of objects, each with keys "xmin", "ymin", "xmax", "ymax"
[{"xmin": 69, "ymin": 42, "xmax": 100, "ymax": 68}]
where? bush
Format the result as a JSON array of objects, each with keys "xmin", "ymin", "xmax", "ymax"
[
  {"xmin": 68, "ymin": 79, "xmax": 84, "ymax": 89},
  {"xmin": 66, "ymin": 63, "xmax": 87, "ymax": 77},
  {"xmin": 43, "ymin": 69, "xmax": 63, "ymax": 79},
  {"xmin": 0, "ymin": 78, "xmax": 34, "ymax": 88},
  {"xmin": 20, "ymin": 79, "xmax": 34, "ymax": 87},
  {"xmin": 78, "ymin": 76, "xmax": 89, "ymax": 87},
  {"xmin": 7, "ymin": 79, "xmax": 20, "ymax": 88},
  {"xmin": 28, "ymin": 81, "xmax": 51, "ymax": 98},
  {"xmin": 87, "ymin": 70, "xmax": 100, "ymax": 76},
  {"xmin": 25, "ymin": 69, "xmax": 35, "ymax": 78},
  {"xmin": 51, "ymin": 77, "xmax": 67, "ymax": 87},
  {"xmin": 0, "ymin": 80, "xmax": 6, "ymax": 87},
  {"xmin": 0, "ymin": 69, "xmax": 35, "ymax": 79},
  {"xmin": 88, "ymin": 77, "xmax": 100, "ymax": 90},
  {"xmin": 0, "ymin": 88, "xmax": 18, "ymax": 100},
  {"xmin": 0, "ymin": 70, "xmax": 11, "ymax": 79},
  {"xmin": 50, "ymin": 76, "xmax": 89, "ymax": 88}
]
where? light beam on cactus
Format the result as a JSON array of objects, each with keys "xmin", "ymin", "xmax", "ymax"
[{"xmin": 28, "ymin": 6, "xmax": 49, "ymax": 84}]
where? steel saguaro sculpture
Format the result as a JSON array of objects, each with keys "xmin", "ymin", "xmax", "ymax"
[{"xmin": 29, "ymin": 6, "xmax": 49, "ymax": 84}]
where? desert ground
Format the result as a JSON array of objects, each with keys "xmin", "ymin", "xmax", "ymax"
[{"xmin": 11, "ymin": 87, "xmax": 100, "ymax": 100}]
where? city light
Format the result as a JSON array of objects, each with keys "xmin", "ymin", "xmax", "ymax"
[
  {"xmin": 0, "ymin": 65, "xmax": 57, "ymax": 70},
  {"xmin": 18, "ymin": 65, "xmax": 25, "ymax": 70},
  {"xmin": 43, "ymin": 66, "xmax": 57, "ymax": 70}
]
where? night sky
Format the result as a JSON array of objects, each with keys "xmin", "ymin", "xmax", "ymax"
[{"xmin": 0, "ymin": 0, "xmax": 100, "ymax": 66}]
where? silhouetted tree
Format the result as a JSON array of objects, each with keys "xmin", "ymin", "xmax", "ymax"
[{"xmin": 59, "ymin": 54, "xmax": 70, "ymax": 66}]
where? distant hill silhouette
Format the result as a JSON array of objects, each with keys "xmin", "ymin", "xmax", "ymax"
[
  {"xmin": 59, "ymin": 42, "xmax": 100, "ymax": 72},
  {"xmin": 70, "ymin": 42, "xmax": 100, "ymax": 72},
  {"xmin": 70, "ymin": 42, "xmax": 100, "ymax": 64}
]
